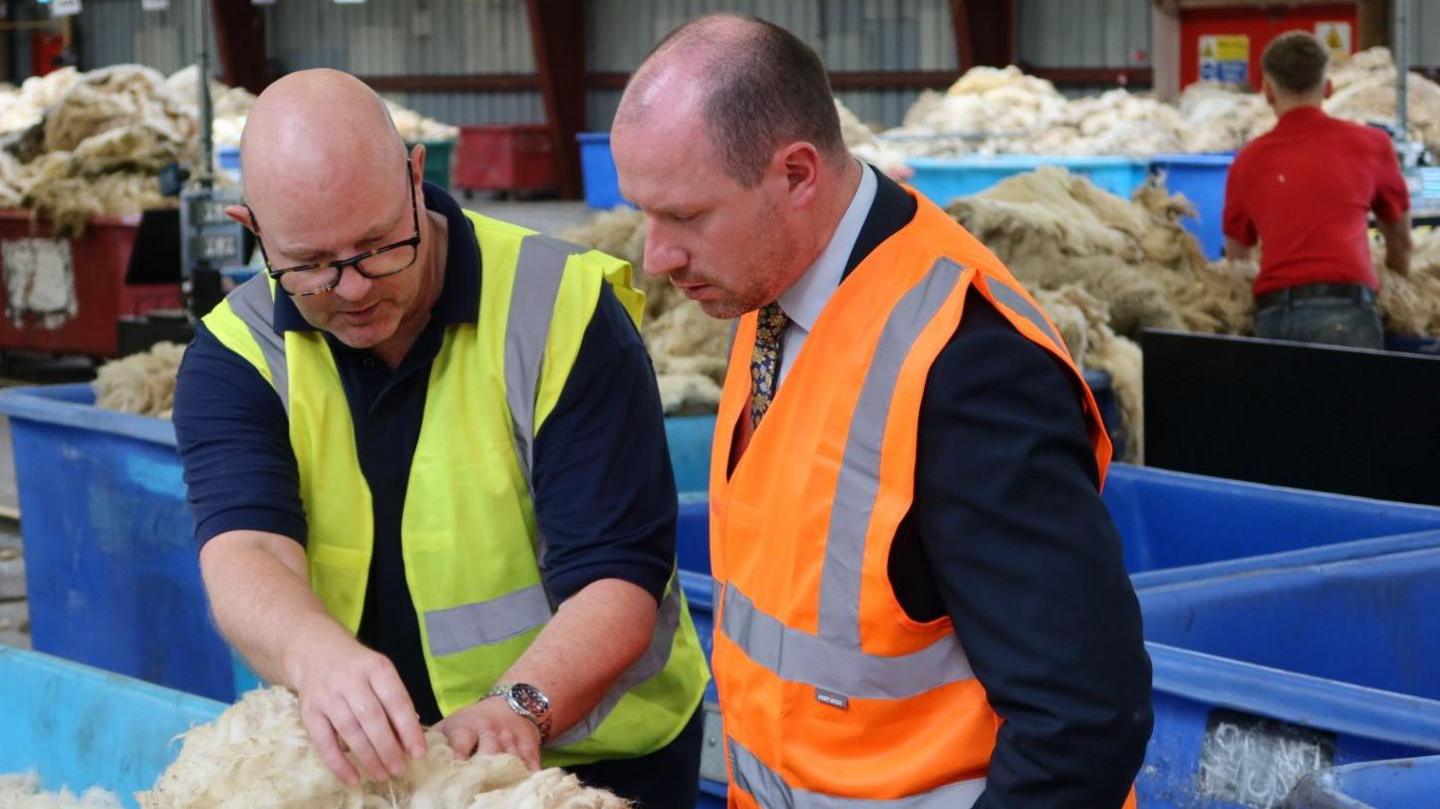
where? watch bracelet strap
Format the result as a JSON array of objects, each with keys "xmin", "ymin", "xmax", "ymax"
[{"xmin": 485, "ymin": 684, "xmax": 552, "ymax": 745}]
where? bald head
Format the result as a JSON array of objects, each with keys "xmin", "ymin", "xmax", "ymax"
[
  {"xmin": 241, "ymin": 69, "xmax": 407, "ymax": 213},
  {"xmin": 616, "ymin": 14, "xmax": 846, "ymax": 187}
]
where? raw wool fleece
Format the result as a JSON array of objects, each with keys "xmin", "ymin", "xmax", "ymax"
[
  {"xmin": 139, "ymin": 687, "xmax": 628, "ymax": 809},
  {"xmin": 0, "ymin": 774, "xmax": 122, "ymax": 809},
  {"xmin": 93, "ymin": 341, "xmax": 186, "ymax": 419},
  {"xmin": 1375, "ymin": 227, "xmax": 1440, "ymax": 337},
  {"xmin": 946, "ymin": 166, "xmax": 1255, "ymax": 338},
  {"xmin": 881, "ymin": 66, "xmax": 1068, "ymax": 156},
  {"xmin": 880, "ymin": 64, "xmax": 1266, "ymax": 157},
  {"xmin": 1325, "ymin": 47, "xmax": 1440, "ymax": 156},
  {"xmin": 0, "ymin": 64, "xmax": 193, "ymax": 235}
]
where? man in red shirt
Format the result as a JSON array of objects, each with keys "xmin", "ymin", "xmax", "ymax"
[{"xmin": 1224, "ymin": 31, "xmax": 1412, "ymax": 349}]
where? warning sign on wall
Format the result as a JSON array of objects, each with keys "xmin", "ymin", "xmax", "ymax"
[
  {"xmin": 1315, "ymin": 22, "xmax": 1353, "ymax": 59},
  {"xmin": 1200, "ymin": 35, "xmax": 1251, "ymax": 84}
]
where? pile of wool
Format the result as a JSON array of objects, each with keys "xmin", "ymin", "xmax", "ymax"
[
  {"xmin": 163, "ymin": 65, "xmax": 256, "ymax": 150},
  {"xmin": 1324, "ymin": 47, "xmax": 1440, "ymax": 156},
  {"xmin": 0, "ymin": 65, "xmax": 192, "ymax": 233},
  {"xmin": 1176, "ymin": 82, "xmax": 1275, "ymax": 153},
  {"xmin": 0, "ymin": 774, "xmax": 121, "ymax": 809},
  {"xmin": 881, "ymin": 66, "xmax": 1069, "ymax": 156},
  {"xmin": 882, "ymin": 65, "xmax": 1260, "ymax": 157},
  {"xmin": 40, "ymin": 65, "xmax": 196, "ymax": 167},
  {"xmin": 94, "ymin": 341, "xmax": 186, "ymax": 419},
  {"xmin": 947, "ymin": 166, "xmax": 1255, "ymax": 337},
  {"xmin": 1024, "ymin": 89, "xmax": 1190, "ymax": 156},
  {"xmin": 835, "ymin": 99, "xmax": 911, "ymax": 180},
  {"xmin": 139, "ymin": 687, "xmax": 628, "ymax": 809},
  {"xmin": 1375, "ymin": 227, "xmax": 1440, "ymax": 337},
  {"xmin": 1031, "ymin": 285, "xmax": 1144, "ymax": 461},
  {"xmin": 0, "ymin": 68, "xmax": 82, "ymax": 137}
]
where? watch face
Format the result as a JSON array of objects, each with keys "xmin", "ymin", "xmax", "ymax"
[{"xmin": 512, "ymin": 683, "xmax": 549, "ymax": 714}]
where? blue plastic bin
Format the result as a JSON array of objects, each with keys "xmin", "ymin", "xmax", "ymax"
[
  {"xmin": 1287, "ymin": 755, "xmax": 1440, "ymax": 808},
  {"xmin": 0, "ymin": 384, "xmax": 239, "ymax": 701},
  {"xmin": 1149, "ymin": 153, "xmax": 1234, "ymax": 260},
  {"xmin": 577, "ymin": 132, "xmax": 634, "ymax": 210},
  {"xmin": 1103, "ymin": 464, "xmax": 1440, "ymax": 583},
  {"xmin": 906, "ymin": 154, "xmax": 1151, "ymax": 207},
  {"xmin": 0, "ymin": 647, "xmax": 225, "ymax": 808},
  {"xmin": 666, "ymin": 415, "xmax": 715, "ymax": 494},
  {"xmin": 215, "ymin": 145, "xmax": 241, "ymax": 183},
  {"xmin": 1139, "ymin": 547, "xmax": 1440, "ymax": 808}
]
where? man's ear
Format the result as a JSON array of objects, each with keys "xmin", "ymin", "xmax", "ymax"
[{"xmin": 225, "ymin": 205, "xmax": 256, "ymax": 232}]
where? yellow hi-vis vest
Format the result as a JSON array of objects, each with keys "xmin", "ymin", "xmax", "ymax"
[{"xmin": 201, "ymin": 210, "xmax": 710, "ymax": 767}]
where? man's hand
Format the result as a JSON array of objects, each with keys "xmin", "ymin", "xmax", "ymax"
[
  {"xmin": 433, "ymin": 696, "xmax": 542, "ymax": 771},
  {"xmin": 289, "ymin": 631, "xmax": 429, "ymax": 786}
]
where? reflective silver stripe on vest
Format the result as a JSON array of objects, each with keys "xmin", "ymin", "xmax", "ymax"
[
  {"xmin": 987, "ymin": 279, "xmax": 1068, "ymax": 357},
  {"xmin": 228, "ymin": 274, "xmax": 291, "ymax": 414},
  {"xmin": 424, "ymin": 583, "xmax": 552, "ymax": 656},
  {"xmin": 728, "ymin": 735, "xmax": 987, "ymax": 809},
  {"xmin": 722, "ymin": 583, "xmax": 972, "ymax": 700},
  {"xmin": 549, "ymin": 573, "xmax": 685, "ymax": 746},
  {"xmin": 816, "ymin": 257, "xmax": 964, "ymax": 649},
  {"xmin": 504, "ymin": 234, "xmax": 585, "ymax": 486}
]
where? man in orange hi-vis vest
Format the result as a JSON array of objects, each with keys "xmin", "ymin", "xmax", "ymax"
[{"xmin": 611, "ymin": 13, "xmax": 1153, "ymax": 809}]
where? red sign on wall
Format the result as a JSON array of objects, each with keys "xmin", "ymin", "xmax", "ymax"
[{"xmin": 1180, "ymin": 3, "xmax": 1358, "ymax": 90}]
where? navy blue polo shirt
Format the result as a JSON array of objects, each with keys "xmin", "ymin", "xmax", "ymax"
[{"xmin": 173, "ymin": 183, "xmax": 678, "ymax": 724}]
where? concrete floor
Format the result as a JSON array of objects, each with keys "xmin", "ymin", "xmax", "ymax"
[{"xmin": 0, "ymin": 198, "xmax": 606, "ymax": 655}]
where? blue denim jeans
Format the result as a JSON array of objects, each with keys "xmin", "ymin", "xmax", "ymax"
[{"xmin": 1254, "ymin": 296, "xmax": 1384, "ymax": 350}]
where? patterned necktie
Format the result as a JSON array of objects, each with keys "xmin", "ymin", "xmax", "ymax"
[{"xmin": 750, "ymin": 302, "xmax": 791, "ymax": 429}]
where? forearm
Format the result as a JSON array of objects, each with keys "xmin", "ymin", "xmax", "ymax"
[
  {"xmin": 497, "ymin": 577, "xmax": 657, "ymax": 735},
  {"xmin": 1379, "ymin": 216, "xmax": 1413, "ymax": 275},
  {"xmin": 198, "ymin": 530, "xmax": 351, "ymax": 687},
  {"xmin": 1224, "ymin": 236, "xmax": 1253, "ymax": 262}
]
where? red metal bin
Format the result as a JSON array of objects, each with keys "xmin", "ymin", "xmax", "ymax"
[
  {"xmin": 454, "ymin": 124, "xmax": 558, "ymax": 193},
  {"xmin": 0, "ymin": 211, "xmax": 181, "ymax": 358}
]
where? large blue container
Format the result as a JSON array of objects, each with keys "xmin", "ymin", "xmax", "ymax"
[
  {"xmin": 1149, "ymin": 153, "xmax": 1234, "ymax": 260},
  {"xmin": 0, "ymin": 384, "xmax": 237, "ymax": 701},
  {"xmin": 577, "ymin": 132, "xmax": 633, "ymax": 210},
  {"xmin": 0, "ymin": 647, "xmax": 224, "ymax": 808},
  {"xmin": 1287, "ymin": 755, "xmax": 1440, "ymax": 808},
  {"xmin": 666, "ymin": 415, "xmax": 715, "ymax": 494},
  {"xmin": 1104, "ymin": 464, "xmax": 1440, "ymax": 583},
  {"xmin": 906, "ymin": 154, "xmax": 1151, "ymax": 207},
  {"xmin": 1139, "ymin": 548, "xmax": 1440, "ymax": 808}
]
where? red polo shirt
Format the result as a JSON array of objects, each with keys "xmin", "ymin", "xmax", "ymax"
[{"xmin": 1223, "ymin": 106, "xmax": 1410, "ymax": 296}]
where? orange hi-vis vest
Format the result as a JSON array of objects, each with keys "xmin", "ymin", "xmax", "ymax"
[{"xmin": 709, "ymin": 186, "xmax": 1133, "ymax": 808}]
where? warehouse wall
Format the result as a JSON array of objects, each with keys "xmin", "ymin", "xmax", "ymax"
[
  {"xmin": 1408, "ymin": 0, "xmax": 1440, "ymax": 67},
  {"xmin": 1016, "ymin": 0, "xmax": 1152, "ymax": 68},
  {"xmin": 586, "ymin": 0, "xmax": 957, "ymax": 130},
  {"xmin": 264, "ymin": 0, "xmax": 543, "ymax": 124},
  {"xmin": 78, "ymin": 0, "xmax": 217, "ymax": 77}
]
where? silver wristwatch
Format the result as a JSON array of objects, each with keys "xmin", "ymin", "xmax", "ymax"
[{"xmin": 485, "ymin": 682, "xmax": 553, "ymax": 745}]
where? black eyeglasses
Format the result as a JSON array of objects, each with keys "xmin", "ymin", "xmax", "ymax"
[{"xmin": 249, "ymin": 159, "xmax": 422, "ymax": 297}]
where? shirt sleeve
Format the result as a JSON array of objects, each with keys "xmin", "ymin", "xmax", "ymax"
[
  {"xmin": 913, "ymin": 291, "xmax": 1152, "ymax": 808},
  {"xmin": 530, "ymin": 284, "xmax": 678, "ymax": 606},
  {"xmin": 1370, "ymin": 130, "xmax": 1411, "ymax": 222},
  {"xmin": 1222, "ymin": 152, "xmax": 1258, "ymax": 246},
  {"xmin": 172, "ymin": 323, "xmax": 308, "ymax": 546}
]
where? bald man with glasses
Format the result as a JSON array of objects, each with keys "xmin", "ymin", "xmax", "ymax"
[{"xmin": 172, "ymin": 69, "xmax": 709, "ymax": 808}]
